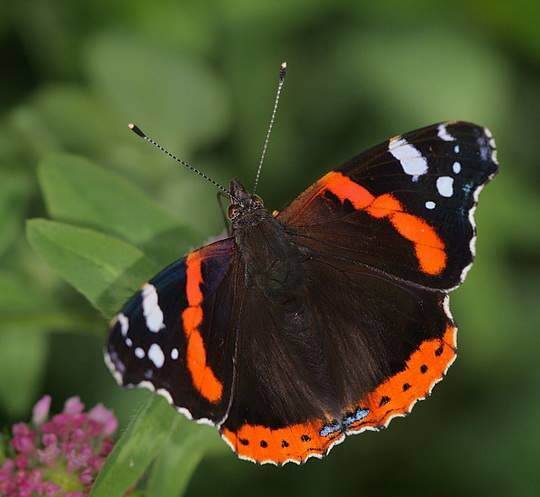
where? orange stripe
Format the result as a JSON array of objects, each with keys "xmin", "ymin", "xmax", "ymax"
[
  {"xmin": 345, "ymin": 325, "xmax": 456, "ymax": 433},
  {"xmin": 186, "ymin": 254, "xmax": 203, "ymax": 306},
  {"xmin": 390, "ymin": 213, "xmax": 444, "ymax": 248},
  {"xmin": 366, "ymin": 194, "xmax": 402, "ymax": 218},
  {"xmin": 183, "ymin": 252, "xmax": 223, "ymax": 403},
  {"xmin": 222, "ymin": 324, "xmax": 456, "ymax": 464},
  {"xmin": 320, "ymin": 171, "xmax": 374, "ymax": 209},
  {"xmin": 222, "ymin": 418, "xmax": 339, "ymax": 464},
  {"xmin": 414, "ymin": 245, "xmax": 446, "ymax": 275},
  {"xmin": 182, "ymin": 306, "xmax": 203, "ymax": 331},
  {"xmin": 321, "ymin": 172, "xmax": 446, "ymax": 275}
]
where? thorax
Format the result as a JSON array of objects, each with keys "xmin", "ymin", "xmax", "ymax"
[{"xmin": 233, "ymin": 210, "xmax": 306, "ymax": 301}]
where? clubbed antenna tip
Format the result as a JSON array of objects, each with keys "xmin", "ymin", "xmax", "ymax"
[
  {"xmin": 280, "ymin": 62, "xmax": 287, "ymax": 81},
  {"xmin": 126, "ymin": 123, "xmax": 230, "ymax": 196},
  {"xmin": 252, "ymin": 61, "xmax": 288, "ymax": 193},
  {"xmin": 128, "ymin": 123, "xmax": 146, "ymax": 139}
]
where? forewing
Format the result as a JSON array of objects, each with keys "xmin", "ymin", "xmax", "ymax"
[
  {"xmin": 106, "ymin": 237, "xmax": 239, "ymax": 424},
  {"xmin": 278, "ymin": 121, "xmax": 498, "ymax": 290}
]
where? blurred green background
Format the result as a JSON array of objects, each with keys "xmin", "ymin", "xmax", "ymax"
[{"xmin": 1, "ymin": 1, "xmax": 539, "ymax": 495}]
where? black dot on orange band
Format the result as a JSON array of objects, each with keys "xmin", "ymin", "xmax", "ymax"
[
  {"xmin": 281, "ymin": 440, "xmax": 289, "ymax": 448},
  {"xmin": 420, "ymin": 364, "xmax": 428, "ymax": 373},
  {"xmin": 403, "ymin": 383, "xmax": 411, "ymax": 391},
  {"xmin": 435, "ymin": 345, "xmax": 444, "ymax": 356},
  {"xmin": 301, "ymin": 434, "xmax": 310, "ymax": 442},
  {"xmin": 260, "ymin": 440, "xmax": 268, "ymax": 448},
  {"xmin": 379, "ymin": 396, "xmax": 390, "ymax": 406},
  {"xmin": 342, "ymin": 198, "xmax": 355, "ymax": 213},
  {"xmin": 324, "ymin": 190, "xmax": 340, "ymax": 205},
  {"xmin": 239, "ymin": 438, "xmax": 249, "ymax": 446}
]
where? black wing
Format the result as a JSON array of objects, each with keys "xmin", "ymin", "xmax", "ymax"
[
  {"xmin": 106, "ymin": 237, "xmax": 240, "ymax": 424},
  {"xmin": 279, "ymin": 121, "xmax": 498, "ymax": 290},
  {"xmin": 220, "ymin": 254, "xmax": 456, "ymax": 465}
]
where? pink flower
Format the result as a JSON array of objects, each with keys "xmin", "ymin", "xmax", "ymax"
[
  {"xmin": 63, "ymin": 397, "xmax": 84, "ymax": 416},
  {"xmin": 88, "ymin": 404, "xmax": 118, "ymax": 437},
  {"xmin": 32, "ymin": 395, "xmax": 51, "ymax": 426},
  {"xmin": 0, "ymin": 396, "xmax": 118, "ymax": 497}
]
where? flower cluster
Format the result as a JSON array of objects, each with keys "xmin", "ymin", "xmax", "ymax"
[{"xmin": 0, "ymin": 396, "xmax": 117, "ymax": 497}]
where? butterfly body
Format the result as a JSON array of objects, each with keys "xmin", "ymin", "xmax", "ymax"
[{"xmin": 106, "ymin": 121, "xmax": 498, "ymax": 464}]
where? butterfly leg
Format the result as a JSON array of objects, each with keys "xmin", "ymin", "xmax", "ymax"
[{"xmin": 217, "ymin": 191, "xmax": 232, "ymax": 236}]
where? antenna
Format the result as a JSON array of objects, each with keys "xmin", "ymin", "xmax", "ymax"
[
  {"xmin": 252, "ymin": 61, "xmax": 287, "ymax": 193},
  {"xmin": 128, "ymin": 123, "xmax": 230, "ymax": 196}
]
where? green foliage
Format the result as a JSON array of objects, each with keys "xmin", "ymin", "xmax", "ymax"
[
  {"xmin": 0, "ymin": 271, "xmax": 93, "ymax": 334},
  {"xmin": 0, "ymin": 173, "xmax": 30, "ymax": 257},
  {"xmin": 147, "ymin": 418, "xmax": 212, "ymax": 497},
  {"xmin": 38, "ymin": 154, "xmax": 198, "ymax": 264},
  {"xmin": 86, "ymin": 32, "xmax": 230, "ymax": 152},
  {"xmin": 90, "ymin": 396, "xmax": 176, "ymax": 497},
  {"xmin": 0, "ymin": 331, "xmax": 47, "ymax": 417},
  {"xmin": 27, "ymin": 219, "xmax": 158, "ymax": 318},
  {"xmin": 24, "ymin": 151, "xmax": 216, "ymax": 495}
]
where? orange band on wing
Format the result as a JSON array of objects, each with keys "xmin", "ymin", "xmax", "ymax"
[
  {"xmin": 183, "ymin": 251, "xmax": 223, "ymax": 403},
  {"xmin": 345, "ymin": 325, "xmax": 457, "ymax": 433},
  {"xmin": 221, "ymin": 418, "xmax": 341, "ymax": 465},
  {"xmin": 320, "ymin": 171, "xmax": 447, "ymax": 275},
  {"xmin": 366, "ymin": 193, "xmax": 402, "ymax": 218},
  {"xmin": 322, "ymin": 171, "xmax": 374, "ymax": 209},
  {"xmin": 222, "ymin": 324, "xmax": 457, "ymax": 464}
]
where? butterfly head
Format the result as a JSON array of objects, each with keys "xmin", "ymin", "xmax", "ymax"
[{"xmin": 228, "ymin": 179, "xmax": 266, "ymax": 228}]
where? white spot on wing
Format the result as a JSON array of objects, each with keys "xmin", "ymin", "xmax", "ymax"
[
  {"xmin": 118, "ymin": 313, "xmax": 129, "ymax": 336},
  {"xmin": 452, "ymin": 162, "xmax": 461, "ymax": 174},
  {"xmin": 148, "ymin": 343, "xmax": 165, "ymax": 368},
  {"xmin": 142, "ymin": 284, "xmax": 165, "ymax": 332},
  {"xmin": 437, "ymin": 123, "xmax": 454, "ymax": 141},
  {"xmin": 425, "ymin": 201, "xmax": 436, "ymax": 210},
  {"xmin": 125, "ymin": 338, "xmax": 133, "ymax": 347},
  {"xmin": 454, "ymin": 145, "xmax": 460, "ymax": 153},
  {"xmin": 389, "ymin": 137, "xmax": 428, "ymax": 179},
  {"xmin": 171, "ymin": 348, "xmax": 179, "ymax": 360},
  {"xmin": 436, "ymin": 176, "xmax": 454, "ymax": 197},
  {"xmin": 135, "ymin": 347, "xmax": 145, "ymax": 359},
  {"xmin": 104, "ymin": 352, "xmax": 123, "ymax": 385}
]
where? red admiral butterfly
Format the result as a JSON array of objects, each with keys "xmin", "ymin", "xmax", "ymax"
[{"xmin": 105, "ymin": 63, "xmax": 498, "ymax": 465}]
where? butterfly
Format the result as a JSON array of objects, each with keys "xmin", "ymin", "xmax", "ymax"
[{"xmin": 105, "ymin": 64, "xmax": 498, "ymax": 465}]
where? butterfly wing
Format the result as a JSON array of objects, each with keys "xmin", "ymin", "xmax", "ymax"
[
  {"xmin": 106, "ymin": 237, "xmax": 240, "ymax": 424},
  {"xmin": 278, "ymin": 121, "xmax": 498, "ymax": 290},
  {"xmin": 106, "ymin": 121, "xmax": 496, "ymax": 465},
  {"xmin": 219, "ymin": 121, "xmax": 496, "ymax": 464},
  {"xmin": 219, "ymin": 254, "xmax": 456, "ymax": 465}
]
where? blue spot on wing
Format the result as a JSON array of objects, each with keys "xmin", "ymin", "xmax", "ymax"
[
  {"xmin": 319, "ymin": 408, "xmax": 370, "ymax": 437},
  {"xmin": 320, "ymin": 421, "xmax": 341, "ymax": 437},
  {"xmin": 342, "ymin": 408, "xmax": 370, "ymax": 428}
]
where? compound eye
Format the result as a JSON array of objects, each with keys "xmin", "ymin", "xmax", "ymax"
[{"xmin": 228, "ymin": 204, "xmax": 240, "ymax": 219}]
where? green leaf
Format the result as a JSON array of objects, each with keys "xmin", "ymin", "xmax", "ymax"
[
  {"xmin": 90, "ymin": 395, "xmax": 176, "ymax": 497},
  {"xmin": 0, "ymin": 173, "xmax": 31, "ymax": 256},
  {"xmin": 30, "ymin": 85, "xmax": 124, "ymax": 157},
  {"xmin": 38, "ymin": 153, "xmax": 198, "ymax": 265},
  {"xmin": 86, "ymin": 32, "xmax": 230, "ymax": 152},
  {"xmin": 26, "ymin": 219, "xmax": 159, "ymax": 318},
  {"xmin": 0, "ymin": 271, "xmax": 98, "ymax": 335},
  {"xmin": 147, "ymin": 420, "xmax": 212, "ymax": 497},
  {"xmin": 0, "ymin": 331, "xmax": 47, "ymax": 417},
  {"xmin": 335, "ymin": 28, "xmax": 510, "ymax": 128}
]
